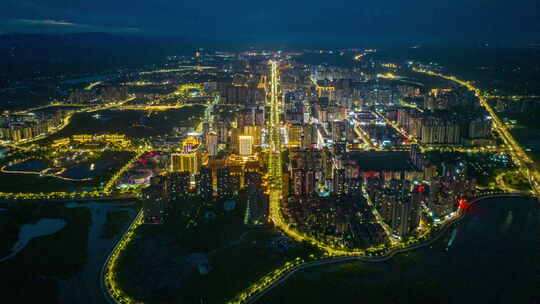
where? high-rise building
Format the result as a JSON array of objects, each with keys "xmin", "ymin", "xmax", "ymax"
[
  {"xmin": 216, "ymin": 120, "xmax": 228, "ymax": 144},
  {"xmin": 206, "ymin": 132, "xmax": 218, "ymax": 157},
  {"xmin": 238, "ymin": 108, "xmax": 255, "ymax": 128},
  {"xmin": 468, "ymin": 118, "xmax": 491, "ymax": 139},
  {"xmin": 255, "ymin": 108, "xmax": 265, "ymax": 126},
  {"xmin": 243, "ymin": 126, "xmax": 261, "ymax": 146},
  {"xmin": 230, "ymin": 127, "xmax": 241, "ymax": 154},
  {"xmin": 169, "ymin": 172, "xmax": 191, "ymax": 199},
  {"xmin": 332, "ymin": 168, "xmax": 346, "ymax": 196},
  {"xmin": 239, "ymin": 135, "xmax": 253, "ymax": 155},
  {"xmin": 142, "ymin": 176, "xmax": 170, "ymax": 224},
  {"xmin": 390, "ymin": 190, "xmax": 421, "ymax": 238},
  {"xmin": 217, "ymin": 168, "xmax": 240, "ymax": 198},
  {"xmin": 421, "ymin": 118, "xmax": 460, "ymax": 145},
  {"xmin": 288, "ymin": 124, "xmax": 302, "ymax": 148},
  {"xmin": 292, "ymin": 168, "xmax": 306, "ymax": 196},
  {"xmin": 171, "ymin": 153, "xmax": 199, "ymax": 174},
  {"xmin": 170, "ymin": 154, "xmax": 182, "ymax": 172},
  {"xmin": 198, "ymin": 167, "xmax": 213, "ymax": 197},
  {"xmin": 331, "ymin": 120, "xmax": 348, "ymax": 142},
  {"xmin": 409, "ymin": 144, "xmax": 424, "ymax": 170},
  {"xmin": 302, "ymin": 124, "xmax": 317, "ymax": 148}
]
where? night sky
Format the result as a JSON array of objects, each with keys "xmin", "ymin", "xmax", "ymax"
[{"xmin": 1, "ymin": 0, "xmax": 539, "ymax": 45}]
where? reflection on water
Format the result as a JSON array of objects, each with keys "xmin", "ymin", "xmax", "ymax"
[
  {"xmin": 61, "ymin": 161, "xmax": 111, "ymax": 179},
  {"xmin": 5, "ymin": 159, "xmax": 48, "ymax": 173},
  {"xmin": 62, "ymin": 74, "xmax": 119, "ymax": 84},
  {"xmin": 446, "ymin": 227, "xmax": 458, "ymax": 250}
]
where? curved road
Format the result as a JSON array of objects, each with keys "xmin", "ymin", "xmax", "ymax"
[{"xmin": 244, "ymin": 194, "xmax": 531, "ymax": 304}]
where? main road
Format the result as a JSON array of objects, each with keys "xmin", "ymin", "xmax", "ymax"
[
  {"xmin": 266, "ymin": 60, "xmax": 367, "ymax": 256},
  {"xmin": 241, "ymin": 194, "xmax": 529, "ymax": 304},
  {"xmin": 413, "ymin": 68, "xmax": 540, "ymax": 198}
]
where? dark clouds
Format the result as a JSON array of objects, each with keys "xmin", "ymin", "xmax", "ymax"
[{"xmin": 1, "ymin": 0, "xmax": 539, "ymax": 44}]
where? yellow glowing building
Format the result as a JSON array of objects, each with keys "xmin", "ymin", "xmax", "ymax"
[
  {"xmin": 182, "ymin": 136, "xmax": 200, "ymax": 153},
  {"xmin": 287, "ymin": 124, "xmax": 302, "ymax": 148},
  {"xmin": 239, "ymin": 135, "xmax": 253, "ymax": 156},
  {"xmin": 171, "ymin": 153, "xmax": 199, "ymax": 174},
  {"xmin": 243, "ymin": 126, "xmax": 261, "ymax": 146}
]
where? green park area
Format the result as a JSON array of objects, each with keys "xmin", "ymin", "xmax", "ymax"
[
  {"xmin": 37, "ymin": 105, "xmax": 205, "ymax": 144},
  {"xmin": 115, "ymin": 192, "xmax": 320, "ymax": 304},
  {"xmin": 424, "ymin": 151, "xmax": 515, "ymax": 190},
  {"xmin": 262, "ymin": 253, "xmax": 452, "ymax": 303},
  {"xmin": 101, "ymin": 210, "xmax": 132, "ymax": 239},
  {"xmin": 0, "ymin": 149, "xmax": 135, "ymax": 194},
  {"xmin": 501, "ymin": 170, "xmax": 531, "ymax": 192}
]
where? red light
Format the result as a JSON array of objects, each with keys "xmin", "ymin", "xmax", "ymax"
[
  {"xmin": 417, "ymin": 185, "xmax": 424, "ymax": 193},
  {"xmin": 457, "ymin": 198, "xmax": 469, "ymax": 210},
  {"xmin": 364, "ymin": 171, "xmax": 379, "ymax": 179}
]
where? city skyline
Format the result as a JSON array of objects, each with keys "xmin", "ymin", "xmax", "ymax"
[
  {"xmin": 1, "ymin": 2, "xmax": 540, "ymax": 304},
  {"xmin": 1, "ymin": 0, "xmax": 540, "ymax": 45}
]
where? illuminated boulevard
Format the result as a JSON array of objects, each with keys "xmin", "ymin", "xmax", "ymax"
[
  {"xmin": 225, "ymin": 64, "xmax": 540, "ymax": 304},
  {"xmin": 226, "ymin": 61, "xmax": 515, "ymax": 304},
  {"xmin": 265, "ymin": 60, "xmax": 367, "ymax": 256},
  {"xmin": 413, "ymin": 68, "xmax": 540, "ymax": 199}
]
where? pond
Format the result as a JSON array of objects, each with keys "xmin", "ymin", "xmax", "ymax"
[
  {"xmin": 5, "ymin": 159, "xmax": 48, "ymax": 173},
  {"xmin": 61, "ymin": 161, "xmax": 112, "ymax": 179}
]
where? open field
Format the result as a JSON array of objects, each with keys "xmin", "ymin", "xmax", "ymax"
[{"xmin": 115, "ymin": 193, "xmax": 320, "ymax": 304}]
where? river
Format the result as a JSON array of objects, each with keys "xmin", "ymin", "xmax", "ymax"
[
  {"xmin": 58, "ymin": 202, "xmax": 136, "ymax": 303},
  {"xmin": 262, "ymin": 196, "xmax": 540, "ymax": 303}
]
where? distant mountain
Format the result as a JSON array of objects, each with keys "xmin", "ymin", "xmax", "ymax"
[{"xmin": 0, "ymin": 32, "xmax": 214, "ymax": 82}]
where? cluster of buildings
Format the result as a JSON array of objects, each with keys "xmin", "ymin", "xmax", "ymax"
[
  {"xmin": 364, "ymin": 146, "xmax": 477, "ymax": 238},
  {"xmin": 139, "ymin": 53, "xmax": 484, "ymax": 244},
  {"xmin": 396, "ymin": 108, "xmax": 493, "ymax": 145},
  {"xmin": 51, "ymin": 134, "xmax": 131, "ymax": 148},
  {"xmin": 142, "ymin": 133, "xmax": 254, "ymax": 224},
  {"xmin": 0, "ymin": 112, "xmax": 65, "ymax": 142},
  {"xmin": 66, "ymin": 85, "xmax": 128, "ymax": 104}
]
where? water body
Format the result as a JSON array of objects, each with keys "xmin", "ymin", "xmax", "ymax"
[
  {"xmin": 265, "ymin": 196, "xmax": 540, "ymax": 303},
  {"xmin": 59, "ymin": 201, "xmax": 136, "ymax": 303},
  {"xmin": 5, "ymin": 159, "xmax": 48, "ymax": 173},
  {"xmin": 61, "ymin": 161, "xmax": 111, "ymax": 179},
  {"xmin": 0, "ymin": 86, "xmax": 29, "ymax": 92},
  {"xmin": 62, "ymin": 74, "xmax": 120, "ymax": 85},
  {"xmin": 0, "ymin": 219, "xmax": 66, "ymax": 262}
]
